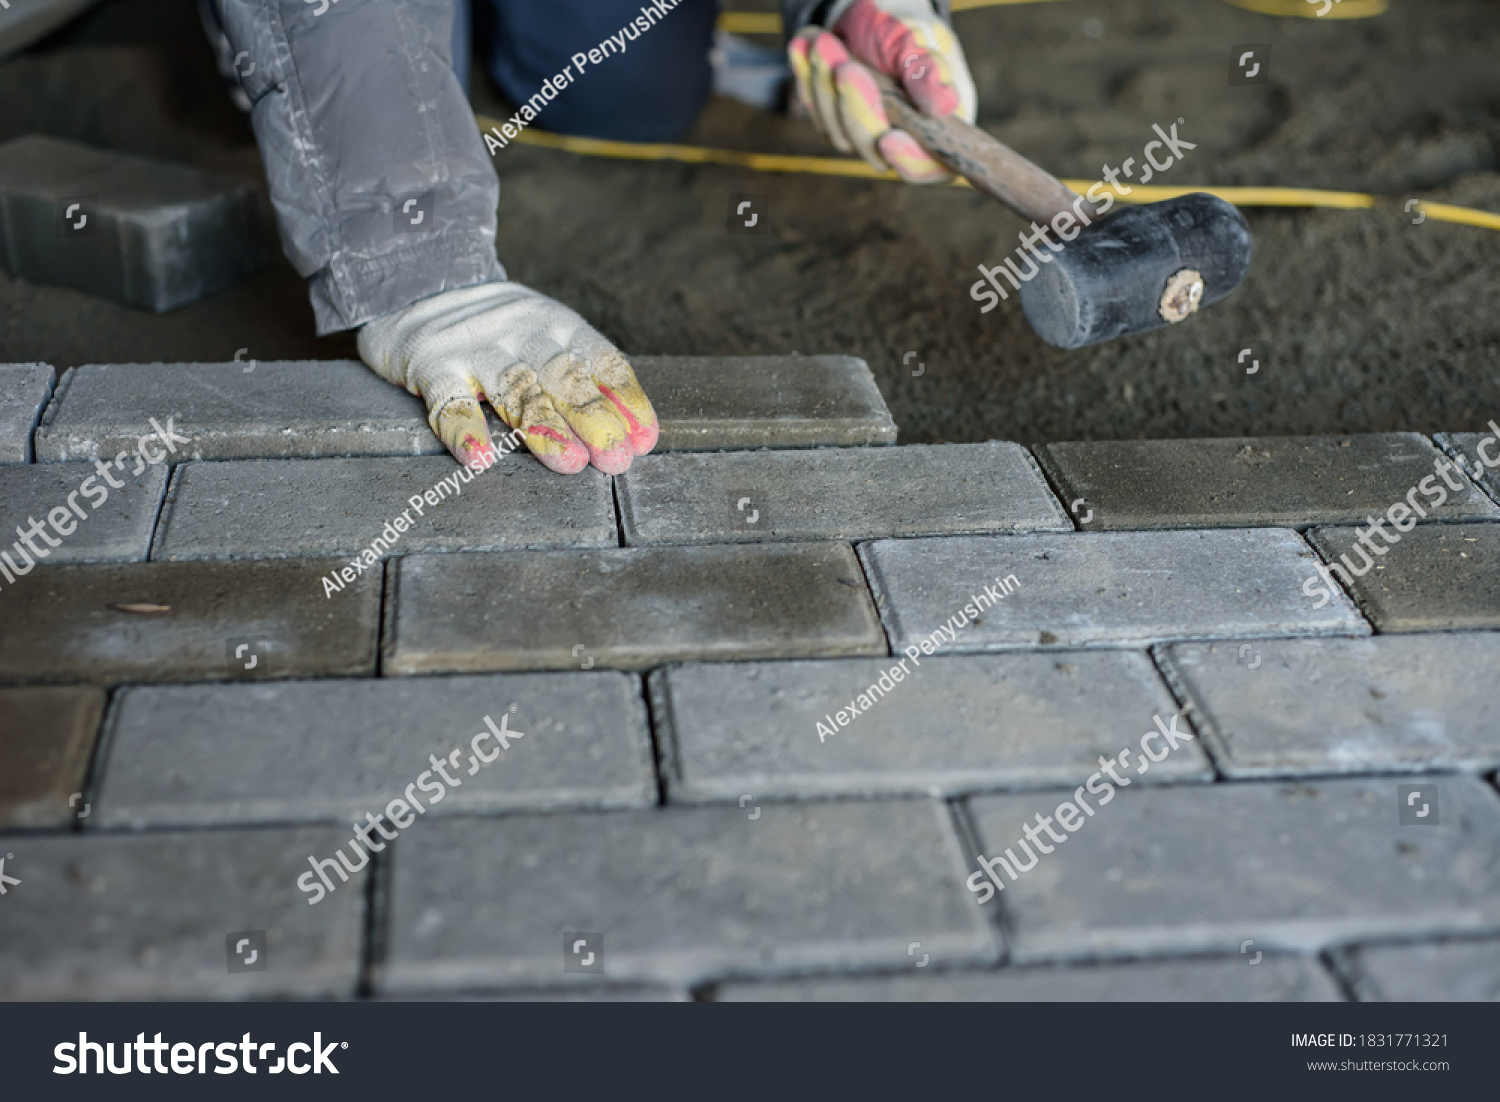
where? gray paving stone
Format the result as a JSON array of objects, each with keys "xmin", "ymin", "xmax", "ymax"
[
  {"xmin": 0, "ymin": 558, "xmax": 379, "ymax": 684},
  {"xmin": 1306, "ymin": 523, "xmax": 1500, "ymax": 632},
  {"xmin": 859, "ymin": 528, "xmax": 1367, "ymax": 652},
  {"xmin": 1034, "ymin": 434, "xmax": 1500, "ymax": 531},
  {"xmin": 1160, "ymin": 635, "xmax": 1500, "ymax": 778},
  {"xmin": 0, "ymin": 461, "xmax": 166, "ymax": 564},
  {"xmin": 0, "ymin": 135, "xmax": 267, "ymax": 312},
  {"xmin": 384, "ymin": 542, "xmax": 884, "ymax": 674},
  {"xmin": 95, "ymin": 672, "xmax": 655, "ymax": 828},
  {"xmin": 385, "ymin": 986, "xmax": 691, "ymax": 1001},
  {"xmin": 714, "ymin": 954, "xmax": 1344, "ymax": 1001},
  {"xmin": 151, "ymin": 455, "xmax": 614, "ymax": 561},
  {"xmin": 0, "ymin": 686, "xmax": 104, "ymax": 829},
  {"xmin": 1339, "ymin": 937, "xmax": 1500, "ymax": 1001},
  {"xmin": 377, "ymin": 800, "xmax": 995, "ymax": 991},
  {"xmin": 0, "ymin": 362, "xmax": 53, "ymax": 463},
  {"xmin": 617, "ymin": 442, "xmax": 1069, "ymax": 547},
  {"xmin": 1436, "ymin": 430, "xmax": 1500, "ymax": 508},
  {"xmin": 36, "ymin": 355, "xmax": 895, "ymax": 465},
  {"xmin": 966, "ymin": 776, "xmax": 1500, "ymax": 962},
  {"xmin": 630, "ymin": 354, "xmax": 896, "ymax": 451},
  {"xmin": 653, "ymin": 651, "xmax": 1209, "ymax": 803},
  {"xmin": 0, "ymin": 828, "xmax": 365, "ymax": 999},
  {"xmin": 35, "ymin": 361, "xmax": 443, "ymax": 463}
]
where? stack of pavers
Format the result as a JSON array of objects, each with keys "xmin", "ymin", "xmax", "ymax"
[{"xmin": 2, "ymin": 355, "xmax": 1498, "ymax": 1002}]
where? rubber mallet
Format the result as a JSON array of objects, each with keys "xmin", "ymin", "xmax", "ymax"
[{"xmin": 874, "ymin": 75, "xmax": 1254, "ymax": 349}]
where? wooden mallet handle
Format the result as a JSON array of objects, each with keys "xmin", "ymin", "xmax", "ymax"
[{"xmin": 872, "ymin": 70, "xmax": 1096, "ymax": 225}]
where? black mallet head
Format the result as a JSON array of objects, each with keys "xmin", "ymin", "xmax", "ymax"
[{"xmin": 1019, "ymin": 192, "xmax": 1253, "ymax": 350}]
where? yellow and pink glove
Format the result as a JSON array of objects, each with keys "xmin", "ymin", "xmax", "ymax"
[
  {"xmin": 358, "ymin": 282, "xmax": 658, "ymax": 476},
  {"xmin": 788, "ymin": 0, "xmax": 977, "ymax": 183}
]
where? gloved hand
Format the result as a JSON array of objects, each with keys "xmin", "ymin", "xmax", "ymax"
[
  {"xmin": 788, "ymin": 0, "xmax": 977, "ymax": 184},
  {"xmin": 357, "ymin": 282, "xmax": 658, "ymax": 475}
]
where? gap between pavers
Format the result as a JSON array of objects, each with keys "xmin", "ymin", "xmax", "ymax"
[
  {"xmin": 963, "ymin": 774, "xmax": 1500, "ymax": 963},
  {"xmin": 0, "ymin": 362, "xmax": 54, "ymax": 463},
  {"xmin": 381, "ymin": 542, "xmax": 886, "ymax": 674},
  {"xmin": 1156, "ymin": 634, "xmax": 1500, "ymax": 778},
  {"xmin": 92, "ymin": 672, "xmax": 657, "ymax": 829},
  {"xmin": 615, "ymin": 441, "xmax": 1070, "ymax": 546},
  {"xmin": 33, "ymin": 355, "xmax": 895, "ymax": 463},
  {"xmin": 651, "ymin": 650, "xmax": 1208, "ymax": 803},
  {"xmin": 1033, "ymin": 434, "xmax": 1500, "ymax": 531},
  {"xmin": 150, "ymin": 455, "xmax": 615, "ymax": 561},
  {"xmin": 858, "ymin": 528, "xmax": 1369, "ymax": 652}
]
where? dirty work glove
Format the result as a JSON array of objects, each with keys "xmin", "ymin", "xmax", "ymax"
[
  {"xmin": 357, "ymin": 282, "xmax": 659, "ymax": 476},
  {"xmin": 788, "ymin": 0, "xmax": 977, "ymax": 183}
]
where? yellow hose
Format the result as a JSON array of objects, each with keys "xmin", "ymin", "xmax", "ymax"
[
  {"xmin": 718, "ymin": 0, "xmax": 1386, "ymax": 35},
  {"xmin": 480, "ymin": 119, "xmax": 1497, "ymax": 230},
  {"xmin": 1220, "ymin": 0, "xmax": 1388, "ymax": 18}
]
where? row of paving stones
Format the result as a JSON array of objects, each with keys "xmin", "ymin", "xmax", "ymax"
[
  {"xmin": 7, "ymin": 638, "xmax": 1498, "ymax": 833},
  {"xmin": 5, "ymin": 364, "xmax": 1499, "ymax": 540},
  {"xmin": 3, "ymin": 453, "xmax": 1498, "ymax": 642},
  {"xmin": 14, "ymin": 357, "xmax": 897, "ymax": 462},
  {"xmin": 3, "ymin": 779, "xmax": 1497, "ymax": 999},
  {"xmin": 7, "ymin": 524, "xmax": 1500, "ymax": 684}
]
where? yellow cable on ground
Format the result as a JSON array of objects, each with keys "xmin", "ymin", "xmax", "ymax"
[
  {"xmin": 717, "ymin": 0, "xmax": 1385, "ymax": 35},
  {"xmin": 1416, "ymin": 202, "xmax": 1500, "ymax": 233},
  {"xmin": 483, "ymin": 118, "xmax": 1497, "ymax": 229},
  {"xmin": 1221, "ymin": 0, "xmax": 1388, "ymax": 18}
]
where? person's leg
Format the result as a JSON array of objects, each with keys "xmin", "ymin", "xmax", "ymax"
[
  {"xmin": 210, "ymin": 0, "xmax": 503, "ymax": 335},
  {"xmin": 450, "ymin": 0, "xmax": 471, "ymax": 98},
  {"xmin": 477, "ymin": 0, "xmax": 718, "ymax": 142}
]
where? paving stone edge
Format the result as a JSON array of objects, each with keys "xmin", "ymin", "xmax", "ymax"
[{"xmin": 15, "ymin": 362, "xmax": 56, "ymax": 464}]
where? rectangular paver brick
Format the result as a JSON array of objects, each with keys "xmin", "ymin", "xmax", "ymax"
[
  {"xmin": 0, "ymin": 362, "xmax": 53, "ymax": 463},
  {"xmin": 0, "ymin": 686, "xmax": 103, "ymax": 829},
  {"xmin": 151, "ymin": 455, "xmax": 614, "ymax": 561},
  {"xmin": 384, "ymin": 542, "xmax": 885, "ymax": 674},
  {"xmin": 35, "ymin": 355, "xmax": 895, "ymax": 464},
  {"xmin": 966, "ymin": 776, "xmax": 1500, "ymax": 961},
  {"xmin": 1436, "ymin": 429, "xmax": 1500, "ymax": 508},
  {"xmin": 714, "ymin": 954, "xmax": 1343, "ymax": 1001},
  {"xmin": 653, "ymin": 651, "xmax": 1209, "ymax": 802},
  {"xmin": 0, "ymin": 558, "xmax": 379, "ymax": 684},
  {"xmin": 0, "ymin": 828, "xmax": 364, "ymax": 999},
  {"xmin": 377, "ymin": 800, "xmax": 995, "ymax": 991},
  {"xmin": 630, "ymin": 354, "xmax": 895, "ymax": 451},
  {"xmin": 617, "ymin": 442, "xmax": 1069, "ymax": 547},
  {"xmin": 385, "ymin": 987, "xmax": 692, "ymax": 1001},
  {"xmin": 0, "ymin": 135, "xmax": 267, "ymax": 312},
  {"xmin": 1306, "ymin": 523, "xmax": 1500, "ymax": 632},
  {"xmin": 95, "ymin": 672, "xmax": 656, "ymax": 828},
  {"xmin": 1160, "ymin": 635, "xmax": 1500, "ymax": 777},
  {"xmin": 36, "ymin": 360, "xmax": 442, "ymax": 463},
  {"xmin": 1034, "ymin": 434, "xmax": 1500, "ymax": 530},
  {"xmin": 0, "ymin": 461, "xmax": 166, "ymax": 564},
  {"xmin": 859, "ymin": 529, "xmax": 1368, "ymax": 651},
  {"xmin": 1338, "ymin": 937, "xmax": 1500, "ymax": 1001}
]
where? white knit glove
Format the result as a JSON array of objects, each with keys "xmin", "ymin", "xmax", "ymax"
[{"xmin": 357, "ymin": 282, "xmax": 658, "ymax": 475}]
